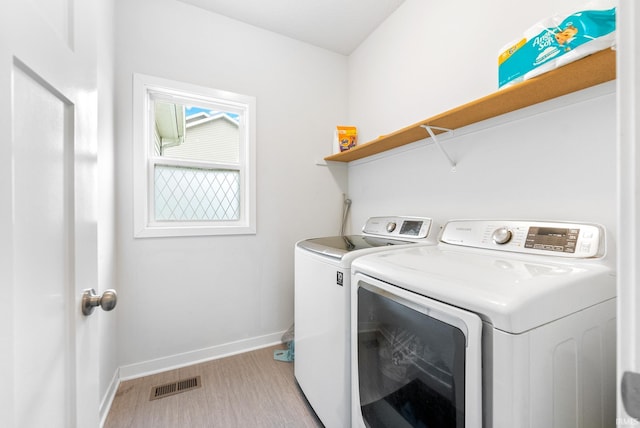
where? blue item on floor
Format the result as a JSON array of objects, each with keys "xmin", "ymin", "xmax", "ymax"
[{"xmin": 274, "ymin": 341, "xmax": 294, "ymax": 362}]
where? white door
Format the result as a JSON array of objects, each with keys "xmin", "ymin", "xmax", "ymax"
[{"xmin": 0, "ymin": 0, "xmax": 101, "ymax": 427}]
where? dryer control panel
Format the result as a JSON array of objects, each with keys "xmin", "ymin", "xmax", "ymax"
[
  {"xmin": 362, "ymin": 216, "xmax": 432, "ymax": 240},
  {"xmin": 440, "ymin": 220, "xmax": 604, "ymax": 258}
]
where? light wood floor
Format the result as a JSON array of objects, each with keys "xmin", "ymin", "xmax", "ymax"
[{"xmin": 104, "ymin": 344, "xmax": 323, "ymax": 428}]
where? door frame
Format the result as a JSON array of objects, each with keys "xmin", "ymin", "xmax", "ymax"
[{"xmin": 617, "ymin": 0, "xmax": 640, "ymax": 425}]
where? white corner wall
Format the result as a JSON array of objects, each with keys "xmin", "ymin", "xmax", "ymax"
[
  {"xmin": 114, "ymin": 0, "xmax": 348, "ymax": 375},
  {"xmin": 346, "ymin": 0, "xmax": 617, "ymax": 266}
]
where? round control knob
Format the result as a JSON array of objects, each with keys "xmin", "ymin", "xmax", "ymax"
[
  {"xmin": 492, "ymin": 227, "xmax": 512, "ymax": 245},
  {"xmin": 386, "ymin": 222, "xmax": 397, "ymax": 233}
]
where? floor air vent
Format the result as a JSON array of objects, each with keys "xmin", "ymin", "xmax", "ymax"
[{"xmin": 150, "ymin": 376, "xmax": 202, "ymax": 401}]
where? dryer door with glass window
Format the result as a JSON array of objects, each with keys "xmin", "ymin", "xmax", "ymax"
[{"xmin": 353, "ymin": 274, "xmax": 483, "ymax": 428}]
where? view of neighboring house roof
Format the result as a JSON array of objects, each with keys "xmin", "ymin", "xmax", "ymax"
[
  {"xmin": 186, "ymin": 111, "xmax": 239, "ymax": 128},
  {"xmin": 155, "ymin": 104, "xmax": 239, "ymax": 150},
  {"xmin": 185, "ymin": 112, "xmax": 209, "ymax": 124},
  {"xmin": 157, "ymin": 107, "xmax": 240, "ymax": 163}
]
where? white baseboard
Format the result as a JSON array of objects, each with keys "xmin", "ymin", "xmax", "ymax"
[{"xmin": 118, "ymin": 330, "xmax": 286, "ymax": 381}]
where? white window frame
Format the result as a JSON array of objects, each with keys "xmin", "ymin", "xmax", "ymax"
[{"xmin": 133, "ymin": 73, "xmax": 256, "ymax": 237}]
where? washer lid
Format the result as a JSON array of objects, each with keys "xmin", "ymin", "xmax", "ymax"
[
  {"xmin": 297, "ymin": 235, "xmax": 412, "ymax": 260},
  {"xmin": 352, "ymin": 245, "xmax": 615, "ymax": 334}
]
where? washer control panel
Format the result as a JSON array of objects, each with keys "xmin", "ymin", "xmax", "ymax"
[
  {"xmin": 362, "ymin": 216, "xmax": 432, "ymax": 240},
  {"xmin": 440, "ymin": 220, "xmax": 604, "ymax": 258}
]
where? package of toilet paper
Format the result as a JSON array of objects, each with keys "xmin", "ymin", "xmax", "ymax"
[{"xmin": 498, "ymin": 3, "xmax": 616, "ymax": 88}]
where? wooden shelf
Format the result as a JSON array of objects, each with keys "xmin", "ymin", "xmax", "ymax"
[{"xmin": 325, "ymin": 48, "xmax": 616, "ymax": 163}]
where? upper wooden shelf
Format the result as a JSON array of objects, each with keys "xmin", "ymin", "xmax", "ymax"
[{"xmin": 325, "ymin": 48, "xmax": 616, "ymax": 163}]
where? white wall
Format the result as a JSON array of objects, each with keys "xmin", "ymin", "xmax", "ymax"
[
  {"xmin": 347, "ymin": 0, "xmax": 617, "ymax": 267},
  {"xmin": 114, "ymin": 0, "xmax": 348, "ymax": 374}
]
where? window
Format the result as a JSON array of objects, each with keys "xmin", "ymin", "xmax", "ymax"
[{"xmin": 133, "ymin": 74, "xmax": 256, "ymax": 237}]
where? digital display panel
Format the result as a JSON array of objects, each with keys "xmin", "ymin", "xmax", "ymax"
[
  {"xmin": 400, "ymin": 220, "xmax": 423, "ymax": 236},
  {"xmin": 525, "ymin": 227, "xmax": 579, "ymax": 253},
  {"xmin": 536, "ymin": 227, "xmax": 569, "ymax": 237}
]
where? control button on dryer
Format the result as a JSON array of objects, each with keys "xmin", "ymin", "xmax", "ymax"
[
  {"xmin": 492, "ymin": 227, "xmax": 512, "ymax": 245},
  {"xmin": 386, "ymin": 222, "xmax": 397, "ymax": 233}
]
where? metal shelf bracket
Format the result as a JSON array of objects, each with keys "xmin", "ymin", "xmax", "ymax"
[{"xmin": 420, "ymin": 125, "xmax": 456, "ymax": 172}]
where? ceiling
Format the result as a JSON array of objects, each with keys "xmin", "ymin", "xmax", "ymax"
[{"xmin": 178, "ymin": 0, "xmax": 406, "ymax": 55}]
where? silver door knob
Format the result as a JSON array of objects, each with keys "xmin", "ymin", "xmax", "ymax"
[{"xmin": 82, "ymin": 288, "xmax": 118, "ymax": 316}]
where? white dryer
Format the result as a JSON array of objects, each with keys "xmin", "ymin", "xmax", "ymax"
[
  {"xmin": 350, "ymin": 219, "xmax": 616, "ymax": 428},
  {"xmin": 295, "ymin": 216, "xmax": 439, "ymax": 428}
]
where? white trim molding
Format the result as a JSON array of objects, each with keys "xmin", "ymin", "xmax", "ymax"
[{"xmin": 617, "ymin": 0, "xmax": 640, "ymax": 425}]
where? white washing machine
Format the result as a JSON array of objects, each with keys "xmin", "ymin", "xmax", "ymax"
[
  {"xmin": 295, "ymin": 216, "xmax": 439, "ymax": 428},
  {"xmin": 350, "ymin": 219, "xmax": 616, "ymax": 428}
]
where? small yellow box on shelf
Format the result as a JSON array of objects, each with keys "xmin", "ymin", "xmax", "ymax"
[{"xmin": 336, "ymin": 126, "xmax": 357, "ymax": 152}]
